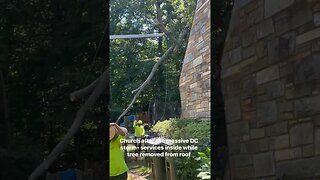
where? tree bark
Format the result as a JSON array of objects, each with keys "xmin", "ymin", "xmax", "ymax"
[{"xmin": 28, "ymin": 68, "xmax": 109, "ymax": 180}]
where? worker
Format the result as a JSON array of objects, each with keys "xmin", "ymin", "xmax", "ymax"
[
  {"xmin": 133, "ymin": 120, "xmax": 145, "ymax": 157},
  {"xmin": 109, "ymin": 123, "xmax": 128, "ymax": 180}
]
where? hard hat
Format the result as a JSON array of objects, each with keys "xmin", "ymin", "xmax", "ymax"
[{"xmin": 137, "ymin": 120, "xmax": 143, "ymax": 124}]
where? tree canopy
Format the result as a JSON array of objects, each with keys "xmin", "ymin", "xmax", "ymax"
[{"xmin": 109, "ymin": 0, "xmax": 196, "ymax": 118}]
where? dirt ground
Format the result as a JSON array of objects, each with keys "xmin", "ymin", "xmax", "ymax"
[{"xmin": 127, "ymin": 157, "xmax": 153, "ymax": 180}]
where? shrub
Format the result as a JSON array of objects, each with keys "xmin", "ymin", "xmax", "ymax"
[
  {"xmin": 150, "ymin": 118, "xmax": 177, "ymax": 138},
  {"xmin": 151, "ymin": 118, "xmax": 211, "ymax": 180},
  {"xmin": 184, "ymin": 121, "xmax": 211, "ymax": 151},
  {"xmin": 196, "ymin": 148, "xmax": 211, "ymax": 179}
]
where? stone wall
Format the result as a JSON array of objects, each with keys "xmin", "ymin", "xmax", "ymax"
[
  {"xmin": 179, "ymin": 0, "xmax": 210, "ymax": 119},
  {"xmin": 222, "ymin": 0, "xmax": 320, "ymax": 179}
]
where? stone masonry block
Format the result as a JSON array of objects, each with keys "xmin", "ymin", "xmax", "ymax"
[
  {"xmin": 233, "ymin": 0, "xmax": 253, "ymax": 10},
  {"xmin": 246, "ymin": 7, "xmax": 264, "ymax": 26},
  {"xmin": 274, "ymin": 135, "xmax": 289, "ymax": 149},
  {"xmin": 277, "ymin": 157, "xmax": 320, "ymax": 178},
  {"xmin": 228, "ymin": 136, "xmax": 241, "ymax": 155},
  {"xmin": 221, "ymin": 64, "xmax": 240, "ymax": 78},
  {"xmin": 315, "ymin": 3, "xmax": 320, "ymax": 12},
  {"xmin": 315, "ymin": 12, "xmax": 320, "ymax": 27},
  {"xmin": 275, "ymin": 148, "xmax": 302, "ymax": 161},
  {"xmin": 250, "ymin": 128, "xmax": 265, "ymax": 139},
  {"xmin": 243, "ymin": 45, "xmax": 255, "ymax": 59},
  {"xmin": 279, "ymin": 102, "xmax": 293, "ymax": 112},
  {"xmin": 243, "ymin": 0, "xmax": 258, "ymax": 14},
  {"xmin": 265, "ymin": 0, "xmax": 294, "ymax": 18},
  {"xmin": 242, "ymin": 27, "xmax": 257, "ymax": 46},
  {"xmin": 315, "ymin": 128, "xmax": 320, "ymax": 155},
  {"xmin": 256, "ymin": 65, "xmax": 279, "ymax": 85},
  {"xmin": 228, "ymin": 121, "xmax": 249, "ymax": 136},
  {"xmin": 229, "ymin": 47, "xmax": 242, "ymax": 65},
  {"xmin": 240, "ymin": 56, "xmax": 257, "ymax": 68},
  {"xmin": 294, "ymin": 95, "xmax": 320, "ymax": 117},
  {"xmin": 257, "ymin": 101, "xmax": 278, "ymax": 126},
  {"xmin": 302, "ymin": 144, "xmax": 314, "ymax": 157},
  {"xmin": 290, "ymin": 4, "xmax": 313, "ymax": 29},
  {"xmin": 290, "ymin": 122, "xmax": 314, "ymax": 146},
  {"xmin": 296, "ymin": 28, "xmax": 320, "ymax": 45},
  {"xmin": 280, "ymin": 63, "xmax": 293, "ymax": 77},
  {"xmin": 257, "ymin": 19, "xmax": 274, "ymax": 39},
  {"xmin": 271, "ymin": 121, "xmax": 288, "ymax": 135},
  {"xmin": 268, "ymin": 32, "xmax": 295, "ymax": 63},
  {"xmin": 265, "ymin": 80, "xmax": 285, "ymax": 99},
  {"xmin": 253, "ymin": 152, "xmax": 275, "ymax": 177},
  {"xmin": 285, "ymin": 83, "xmax": 311, "ymax": 100},
  {"xmin": 246, "ymin": 140, "xmax": 260, "ymax": 154},
  {"xmin": 293, "ymin": 55, "xmax": 320, "ymax": 84},
  {"xmin": 235, "ymin": 166, "xmax": 254, "ymax": 179},
  {"xmin": 274, "ymin": 11, "xmax": 291, "ymax": 35},
  {"xmin": 232, "ymin": 154, "xmax": 253, "ymax": 168},
  {"xmin": 242, "ymin": 76, "xmax": 256, "ymax": 98},
  {"xmin": 225, "ymin": 96, "xmax": 241, "ymax": 122},
  {"xmin": 192, "ymin": 56, "xmax": 203, "ymax": 67},
  {"xmin": 259, "ymin": 138, "xmax": 269, "ymax": 152}
]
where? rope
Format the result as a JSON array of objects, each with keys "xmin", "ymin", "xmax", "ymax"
[{"xmin": 160, "ymin": 57, "xmax": 168, "ymax": 120}]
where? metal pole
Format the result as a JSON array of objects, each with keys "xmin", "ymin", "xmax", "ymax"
[{"xmin": 110, "ymin": 33, "xmax": 165, "ymax": 40}]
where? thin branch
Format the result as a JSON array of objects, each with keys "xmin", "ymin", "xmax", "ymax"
[
  {"xmin": 115, "ymin": 26, "xmax": 189, "ymax": 124},
  {"xmin": 131, "ymin": 87, "xmax": 140, "ymax": 94},
  {"xmin": 28, "ymin": 68, "xmax": 109, "ymax": 180}
]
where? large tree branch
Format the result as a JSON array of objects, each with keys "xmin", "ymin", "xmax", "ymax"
[
  {"xmin": 155, "ymin": 1, "xmax": 184, "ymax": 53},
  {"xmin": 28, "ymin": 68, "xmax": 109, "ymax": 180},
  {"xmin": 115, "ymin": 26, "xmax": 189, "ymax": 124},
  {"xmin": 155, "ymin": 1, "xmax": 170, "ymax": 36},
  {"xmin": 69, "ymin": 78, "xmax": 99, "ymax": 102},
  {"xmin": 131, "ymin": 57, "xmax": 159, "ymax": 94}
]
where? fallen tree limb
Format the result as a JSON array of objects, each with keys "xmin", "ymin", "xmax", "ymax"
[
  {"xmin": 28, "ymin": 68, "xmax": 109, "ymax": 180},
  {"xmin": 115, "ymin": 26, "xmax": 189, "ymax": 124},
  {"xmin": 131, "ymin": 58, "xmax": 159, "ymax": 94}
]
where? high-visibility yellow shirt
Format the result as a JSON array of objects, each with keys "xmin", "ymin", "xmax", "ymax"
[
  {"xmin": 109, "ymin": 135, "xmax": 128, "ymax": 177},
  {"xmin": 133, "ymin": 122, "xmax": 145, "ymax": 137}
]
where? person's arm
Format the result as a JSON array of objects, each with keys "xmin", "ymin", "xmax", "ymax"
[
  {"xmin": 133, "ymin": 120, "xmax": 137, "ymax": 127},
  {"xmin": 142, "ymin": 126, "xmax": 145, "ymax": 135},
  {"xmin": 110, "ymin": 123, "xmax": 128, "ymax": 136}
]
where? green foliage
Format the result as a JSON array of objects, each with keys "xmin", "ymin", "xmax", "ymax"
[
  {"xmin": 174, "ymin": 155, "xmax": 200, "ymax": 180},
  {"xmin": 151, "ymin": 118, "xmax": 177, "ymax": 138},
  {"xmin": 196, "ymin": 148, "xmax": 211, "ymax": 180},
  {"xmin": 151, "ymin": 118, "xmax": 211, "ymax": 179},
  {"xmin": 184, "ymin": 121, "xmax": 211, "ymax": 150},
  {"xmin": 151, "ymin": 118, "xmax": 210, "ymax": 150},
  {"xmin": 1, "ymin": 0, "xmax": 108, "ymax": 177}
]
